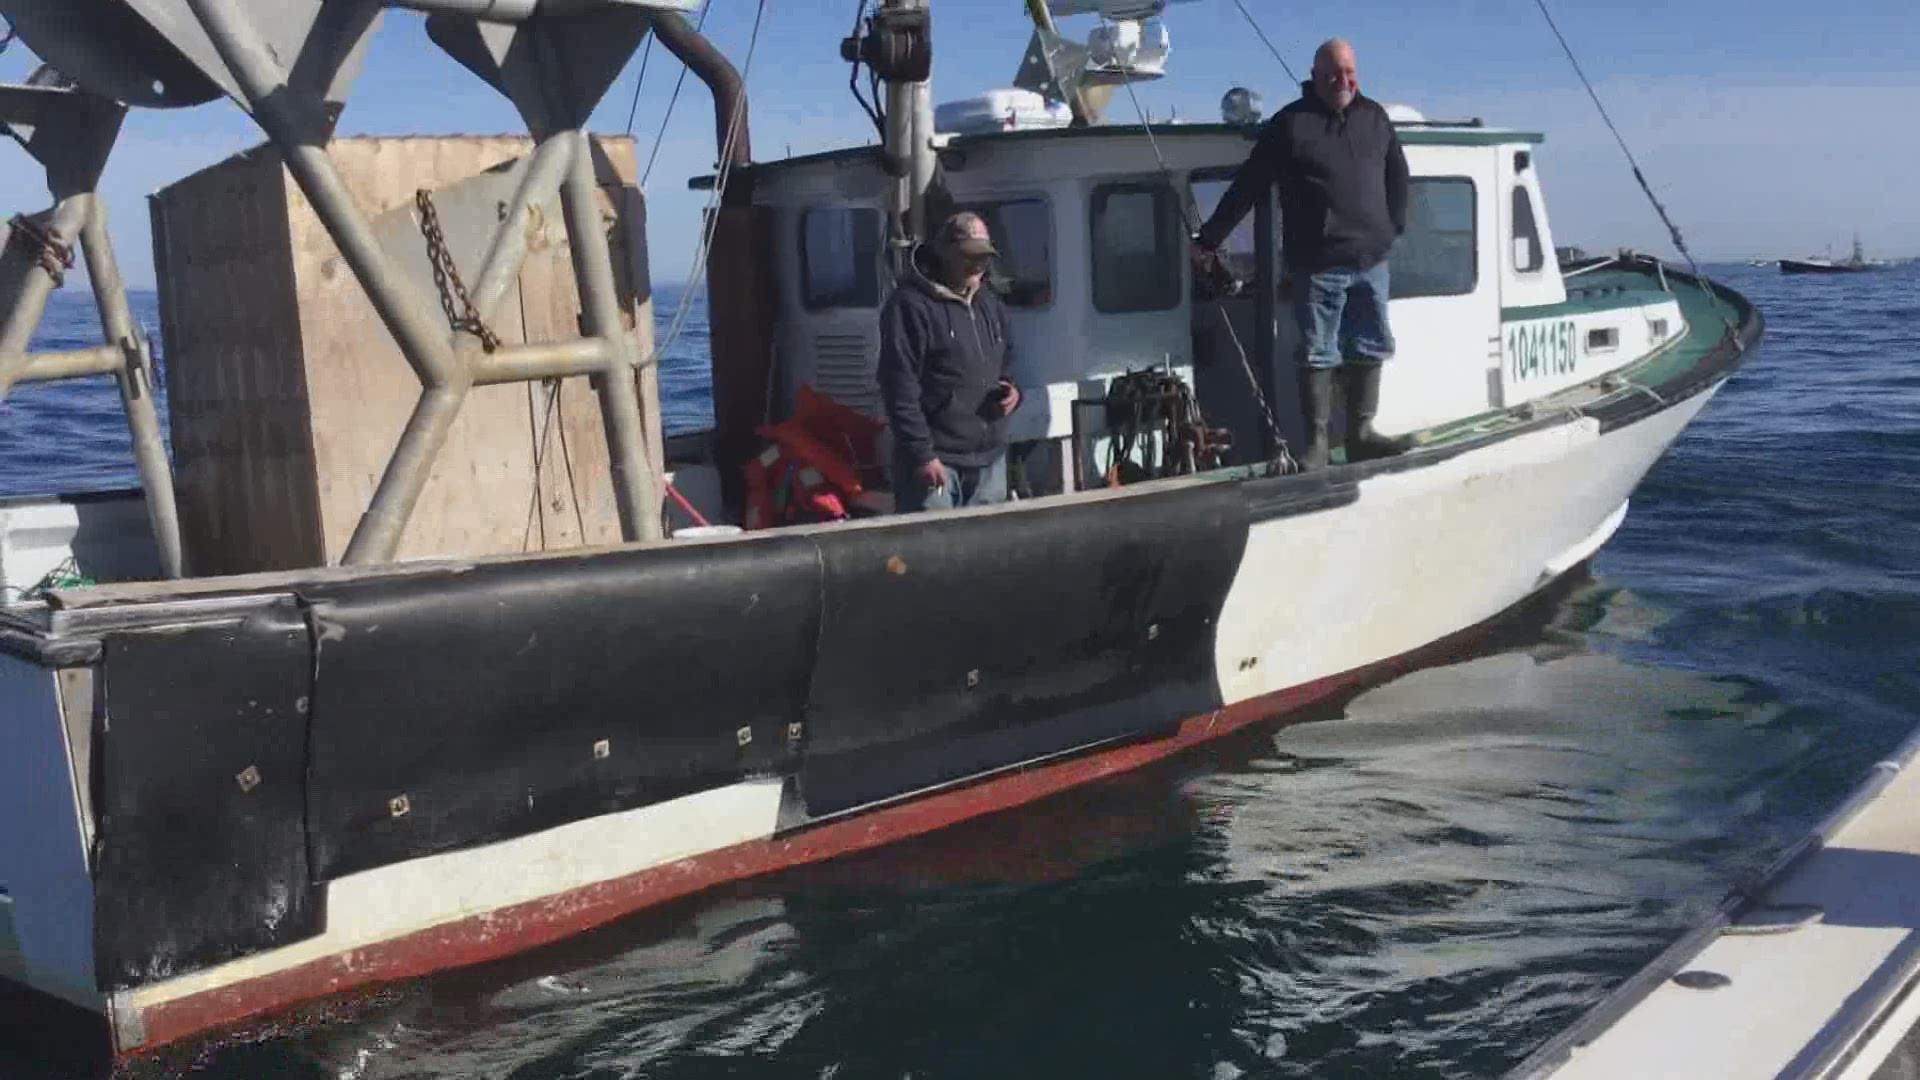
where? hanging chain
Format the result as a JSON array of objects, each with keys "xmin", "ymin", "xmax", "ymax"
[
  {"xmin": 414, "ymin": 189, "xmax": 502, "ymax": 353},
  {"xmin": 6, "ymin": 213, "xmax": 76, "ymax": 287}
]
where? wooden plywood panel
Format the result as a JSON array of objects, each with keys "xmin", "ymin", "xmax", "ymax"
[
  {"xmin": 156, "ymin": 134, "xmax": 660, "ymax": 575},
  {"xmin": 151, "ymin": 148, "xmax": 324, "ymax": 576},
  {"xmin": 294, "ymin": 136, "xmax": 657, "ymax": 564}
]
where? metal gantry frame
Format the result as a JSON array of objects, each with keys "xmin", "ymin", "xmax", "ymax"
[
  {"xmin": 0, "ymin": 80, "xmax": 184, "ymax": 579},
  {"xmin": 2, "ymin": 0, "xmax": 697, "ymax": 569}
]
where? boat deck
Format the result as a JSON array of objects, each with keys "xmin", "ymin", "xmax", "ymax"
[{"xmin": 1320, "ymin": 260, "xmax": 1746, "ymax": 464}]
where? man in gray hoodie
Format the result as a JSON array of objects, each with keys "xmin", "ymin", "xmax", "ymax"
[{"xmin": 877, "ymin": 212, "xmax": 1024, "ymax": 512}]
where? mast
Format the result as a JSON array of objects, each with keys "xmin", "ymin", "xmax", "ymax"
[
  {"xmin": 1019, "ymin": 0, "xmax": 1116, "ymax": 127},
  {"xmin": 847, "ymin": 0, "xmax": 935, "ymax": 267}
]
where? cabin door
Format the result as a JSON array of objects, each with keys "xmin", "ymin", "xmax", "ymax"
[
  {"xmin": 781, "ymin": 206, "xmax": 889, "ymax": 423},
  {"xmin": 1372, "ymin": 152, "xmax": 1504, "ymax": 436}
]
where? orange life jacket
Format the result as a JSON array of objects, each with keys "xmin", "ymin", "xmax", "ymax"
[{"xmin": 742, "ymin": 386, "xmax": 884, "ymax": 530}]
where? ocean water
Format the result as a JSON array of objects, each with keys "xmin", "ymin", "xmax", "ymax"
[
  {"xmin": 3, "ymin": 264, "xmax": 1918, "ymax": 1079},
  {"xmin": 0, "ymin": 284, "xmax": 715, "ymax": 499}
]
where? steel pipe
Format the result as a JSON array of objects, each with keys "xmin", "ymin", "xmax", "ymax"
[
  {"xmin": 1253, "ymin": 194, "xmax": 1280, "ymax": 461},
  {"xmin": 9, "ymin": 344, "xmax": 121, "ymax": 384},
  {"xmin": 469, "ymin": 336, "xmax": 616, "ymax": 385},
  {"xmin": 391, "ymin": 0, "xmax": 691, "ymax": 21},
  {"xmin": 340, "ymin": 385, "xmax": 470, "ymax": 564},
  {"xmin": 186, "ymin": 0, "xmax": 465, "ymax": 391},
  {"xmin": 558, "ymin": 129, "xmax": 660, "ymax": 542},
  {"xmin": 0, "ymin": 195, "xmax": 91, "ymax": 397},
  {"xmin": 81, "ymin": 196, "xmax": 184, "ymax": 579},
  {"xmin": 649, "ymin": 10, "xmax": 751, "ymax": 172},
  {"xmin": 470, "ymin": 131, "xmax": 575, "ymax": 326}
]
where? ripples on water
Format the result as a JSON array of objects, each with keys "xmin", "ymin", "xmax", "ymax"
[{"xmin": 6, "ymin": 266, "xmax": 1919, "ymax": 1079}]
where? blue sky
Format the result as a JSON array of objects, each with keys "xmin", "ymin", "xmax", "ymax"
[{"xmin": 3, "ymin": 0, "xmax": 1917, "ymax": 288}]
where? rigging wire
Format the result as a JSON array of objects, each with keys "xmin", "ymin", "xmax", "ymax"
[
  {"xmin": 621, "ymin": 36, "xmax": 657, "ymax": 136},
  {"xmin": 1530, "ymin": 0, "xmax": 1741, "ymax": 346},
  {"xmin": 642, "ymin": 0, "xmax": 767, "ymax": 374},
  {"xmin": 641, "ymin": 0, "xmax": 716, "ymax": 187},
  {"xmin": 1113, "ymin": 61, "xmax": 1295, "ymax": 474},
  {"xmin": 1227, "ymin": 0, "xmax": 1295, "ymax": 83}
]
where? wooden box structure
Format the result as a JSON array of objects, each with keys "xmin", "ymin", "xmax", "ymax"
[{"xmin": 150, "ymin": 135, "xmax": 661, "ymax": 577}]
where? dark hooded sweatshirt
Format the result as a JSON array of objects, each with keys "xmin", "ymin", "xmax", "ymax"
[
  {"xmin": 1197, "ymin": 83, "xmax": 1410, "ymax": 274},
  {"xmin": 876, "ymin": 256, "xmax": 1016, "ymax": 469}
]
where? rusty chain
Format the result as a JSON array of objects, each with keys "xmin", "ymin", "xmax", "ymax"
[
  {"xmin": 6, "ymin": 213, "xmax": 76, "ymax": 287},
  {"xmin": 414, "ymin": 188, "xmax": 502, "ymax": 353}
]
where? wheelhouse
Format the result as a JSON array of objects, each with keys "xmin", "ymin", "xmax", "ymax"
[{"xmin": 710, "ymin": 113, "xmax": 1685, "ymax": 501}]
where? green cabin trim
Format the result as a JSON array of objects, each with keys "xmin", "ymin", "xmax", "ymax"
[{"xmin": 1503, "ymin": 286, "xmax": 1675, "ymax": 322}]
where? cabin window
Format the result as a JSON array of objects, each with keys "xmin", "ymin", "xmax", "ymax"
[
  {"xmin": 1390, "ymin": 178, "xmax": 1477, "ymax": 299},
  {"xmin": 1188, "ymin": 171, "xmax": 1263, "ymax": 288},
  {"xmin": 1091, "ymin": 183, "xmax": 1183, "ymax": 313},
  {"xmin": 800, "ymin": 207, "xmax": 882, "ymax": 310},
  {"xmin": 960, "ymin": 198, "xmax": 1054, "ymax": 307},
  {"xmin": 1512, "ymin": 185, "xmax": 1545, "ymax": 273}
]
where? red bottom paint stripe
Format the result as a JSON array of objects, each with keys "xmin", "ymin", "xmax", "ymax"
[{"xmin": 126, "ymin": 581, "xmax": 1566, "ymax": 1059}]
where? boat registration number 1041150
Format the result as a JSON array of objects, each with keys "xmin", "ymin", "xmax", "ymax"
[{"xmin": 1506, "ymin": 319, "xmax": 1578, "ymax": 383}]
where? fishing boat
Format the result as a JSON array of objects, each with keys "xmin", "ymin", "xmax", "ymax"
[
  {"xmin": 1508, "ymin": 725, "xmax": 1920, "ymax": 1080},
  {"xmin": 1780, "ymin": 234, "xmax": 1885, "ymax": 274},
  {"xmin": 0, "ymin": 0, "xmax": 1761, "ymax": 1063}
]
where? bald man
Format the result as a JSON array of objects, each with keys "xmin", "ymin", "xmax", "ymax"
[{"xmin": 1194, "ymin": 38, "xmax": 1411, "ymax": 468}]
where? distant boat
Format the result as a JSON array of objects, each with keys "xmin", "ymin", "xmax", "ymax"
[{"xmin": 1780, "ymin": 233, "xmax": 1885, "ymax": 274}]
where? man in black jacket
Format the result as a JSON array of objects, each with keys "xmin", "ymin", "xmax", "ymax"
[
  {"xmin": 878, "ymin": 211, "xmax": 1023, "ymax": 512},
  {"xmin": 1193, "ymin": 38, "xmax": 1412, "ymax": 468}
]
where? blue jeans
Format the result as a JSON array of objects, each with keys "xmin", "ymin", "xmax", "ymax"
[
  {"xmin": 1293, "ymin": 261, "xmax": 1395, "ymax": 370},
  {"xmin": 893, "ymin": 454, "xmax": 1008, "ymax": 513}
]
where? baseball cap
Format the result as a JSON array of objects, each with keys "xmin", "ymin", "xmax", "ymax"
[{"xmin": 935, "ymin": 213, "xmax": 997, "ymax": 258}]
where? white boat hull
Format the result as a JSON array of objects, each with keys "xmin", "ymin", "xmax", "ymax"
[{"xmin": 0, "ymin": 379, "xmax": 1719, "ymax": 1058}]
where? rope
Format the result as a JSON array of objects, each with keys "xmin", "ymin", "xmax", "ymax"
[
  {"xmin": 6, "ymin": 213, "xmax": 77, "ymax": 287},
  {"xmin": 1531, "ymin": 0, "xmax": 1742, "ymax": 349},
  {"xmin": 0, "ymin": 16, "xmax": 14, "ymax": 58},
  {"xmin": 1102, "ymin": 367, "xmax": 1230, "ymax": 484},
  {"xmin": 1114, "ymin": 60, "xmax": 1296, "ymax": 474},
  {"xmin": 641, "ymin": 0, "xmax": 715, "ymax": 187},
  {"xmin": 519, "ymin": 376, "xmax": 593, "ymax": 549},
  {"xmin": 622, "ymin": 35, "xmax": 657, "ymax": 136},
  {"xmin": 844, "ymin": 0, "xmax": 886, "ymax": 139},
  {"xmin": 521, "ymin": 378, "xmax": 560, "ymax": 550},
  {"xmin": 667, "ymin": 483, "xmax": 713, "ymax": 527},
  {"xmin": 0, "ymin": 555, "xmax": 94, "ymax": 604},
  {"xmin": 552, "ymin": 379, "xmax": 590, "ymax": 541},
  {"xmin": 1227, "ymin": 0, "xmax": 1296, "ymax": 83}
]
